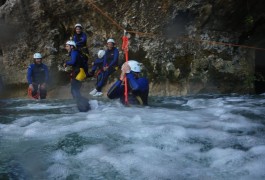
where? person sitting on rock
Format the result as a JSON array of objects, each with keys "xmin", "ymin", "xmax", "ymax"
[
  {"xmin": 107, "ymin": 60, "xmax": 149, "ymax": 105},
  {"xmin": 73, "ymin": 23, "xmax": 88, "ymax": 51},
  {"xmin": 72, "ymin": 23, "xmax": 89, "ymax": 57},
  {"xmin": 88, "ymin": 49, "xmax": 106, "ymax": 96},
  {"xmin": 89, "ymin": 38, "xmax": 119, "ymax": 97},
  {"xmin": 27, "ymin": 53, "xmax": 49, "ymax": 99},
  {"xmin": 72, "ymin": 23, "xmax": 89, "ymax": 76}
]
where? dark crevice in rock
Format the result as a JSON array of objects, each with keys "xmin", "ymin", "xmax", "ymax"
[
  {"xmin": 163, "ymin": 10, "xmax": 193, "ymax": 38},
  {"xmin": 0, "ymin": 0, "xmax": 6, "ymax": 7}
]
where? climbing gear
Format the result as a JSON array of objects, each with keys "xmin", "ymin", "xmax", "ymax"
[
  {"xmin": 107, "ymin": 38, "xmax": 115, "ymax": 44},
  {"xmin": 122, "ymin": 30, "xmax": 129, "ymax": 105},
  {"xmin": 128, "ymin": 60, "xmax": 141, "ymax": 73},
  {"xmin": 66, "ymin": 40, "xmax": 76, "ymax": 48},
  {"xmin": 75, "ymin": 23, "xmax": 83, "ymax": 28},
  {"xmin": 86, "ymin": 1, "xmax": 265, "ymax": 52},
  {"xmin": 33, "ymin": 53, "xmax": 42, "ymax": 59},
  {"xmin": 98, "ymin": 50, "xmax": 106, "ymax": 59},
  {"xmin": 75, "ymin": 68, "xmax": 86, "ymax": 81}
]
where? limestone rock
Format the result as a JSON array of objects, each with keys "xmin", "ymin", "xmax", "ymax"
[{"xmin": 1, "ymin": 0, "xmax": 264, "ymax": 97}]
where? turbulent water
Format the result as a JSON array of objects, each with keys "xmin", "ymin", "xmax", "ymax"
[{"xmin": 0, "ymin": 94, "xmax": 265, "ymax": 180}]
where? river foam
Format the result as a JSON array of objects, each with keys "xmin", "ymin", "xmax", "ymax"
[{"xmin": 0, "ymin": 95, "xmax": 265, "ymax": 179}]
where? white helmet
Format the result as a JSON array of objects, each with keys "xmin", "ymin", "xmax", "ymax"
[
  {"xmin": 97, "ymin": 50, "xmax": 105, "ymax": 59},
  {"xmin": 66, "ymin": 40, "xmax": 76, "ymax": 47},
  {"xmin": 33, "ymin": 53, "xmax": 42, "ymax": 59},
  {"xmin": 107, "ymin": 38, "xmax": 115, "ymax": 44},
  {"xmin": 75, "ymin": 23, "xmax": 83, "ymax": 28},
  {"xmin": 128, "ymin": 60, "xmax": 141, "ymax": 73}
]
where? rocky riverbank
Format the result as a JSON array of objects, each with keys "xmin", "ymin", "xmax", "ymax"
[{"xmin": 1, "ymin": 0, "xmax": 265, "ymax": 96}]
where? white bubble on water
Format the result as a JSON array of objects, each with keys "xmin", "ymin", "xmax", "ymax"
[{"xmin": 1, "ymin": 96, "xmax": 265, "ymax": 179}]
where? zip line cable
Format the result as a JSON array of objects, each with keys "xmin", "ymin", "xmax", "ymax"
[{"xmin": 85, "ymin": 0, "xmax": 265, "ymax": 51}]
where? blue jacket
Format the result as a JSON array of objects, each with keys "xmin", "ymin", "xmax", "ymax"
[
  {"xmin": 73, "ymin": 32, "xmax": 87, "ymax": 49},
  {"xmin": 103, "ymin": 47, "xmax": 119, "ymax": 69},
  {"xmin": 92, "ymin": 57, "xmax": 104, "ymax": 71},
  {"xmin": 107, "ymin": 72, "xmax": 149, "ymax": 105},
  {"xmin": 66, "ymin": 50, "xmax": 85, "ymax": 68},
  {"xmin": 27, "ymin": 63, "xmax": 49, "ymax": 84}
]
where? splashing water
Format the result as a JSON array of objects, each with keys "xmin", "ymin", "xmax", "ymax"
[{"xmin": 0, "ymin": 94, "xmax": 265, "ymax": 179}]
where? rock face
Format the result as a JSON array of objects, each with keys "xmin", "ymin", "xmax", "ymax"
[{"xmin": 0, "ymin": 0, "xmax": 265, "ymax": 97}]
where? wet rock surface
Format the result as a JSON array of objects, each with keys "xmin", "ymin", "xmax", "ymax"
[{"xmin": 0, "ymin": 0, "xmax": 265, "ymax": 97}]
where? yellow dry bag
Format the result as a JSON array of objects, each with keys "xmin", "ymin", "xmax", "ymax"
[{"xmin": 75, "ymin": 68, "xmax": 86, "ymax": 81}]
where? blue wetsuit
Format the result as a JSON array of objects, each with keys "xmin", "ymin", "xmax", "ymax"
[
  {"xmin": 91, "ymin": 57, "xmax": 104, "ymax": 72},
  {"xmin": 107, "ymin": 72, "xmax": 149, "ymax": 105},
  {"xmin": 66, "ymin": 49, "xmax": 90, "ymax": 112},
  {"xmin": 27, "ymin": 63, "xmax": 49, "ymax": 99},
  {"xmin": 73, "ymin": 32, "xmax": 87, "ymax": 49},
  {"xmin": 103, "ymin": 47, "xmax": 119, "ymax": 69},
  {"xmin": 73, "ymin": 32, "xmax": 89, "ymax": 74},
  {"xmin": 66, "ymin": 49, "xmax": 88, "ymax": 77},
  {"xmin": 66, "ymin": 49, "xmax": 85, "ymax": 98},
  {"xmin": 96, "ymin": 47, "xmax": 119, "ymax": 92},
  {"xmin": 89, "ymin": 57, "xmax": 105, "ymax": 85}
]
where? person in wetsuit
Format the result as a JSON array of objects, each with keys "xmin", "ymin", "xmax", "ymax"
[
  {"xmin": 107, "ymin": 60, "xmax": 149, "ymax": 105},
  {"xmin": 27, "ymin": 53, "xmax": 49, "ymax": 99},
  {"xmin": 73, "ymin": 23, "xmax": 88, "ymax": 50},
  {"xmin": 72, "ymin": 23, "xmax": 89, "ymax": 77},
  {"xmin": 89, "ymin": 38, "xmax": 119, "ymax": 97},
  {"xmin": 88, "ymin": 49, "xmax": 106, "ymax": 96},
  {"xmin": 64, "ymin": 40, "xmax": 90, "ymax": 112}
]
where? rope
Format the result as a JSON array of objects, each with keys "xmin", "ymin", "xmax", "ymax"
[
  {"xmin": 86, "ymin": 0, "xmax": 124, "ymax": 31},
  {"xmin": 85, "ymin": 0, "xmax": 157, "ymax": 37},
  {"xmin": 85, "ymin": 0, "xmax": 265, "ymax": 51},
  {"xmin": 122, "ymin": 31, "xmax": 129, "ymax": 105},
  {"xmin": 178, "ymin": 36, "xmax": 265, "ymax": 51}
]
